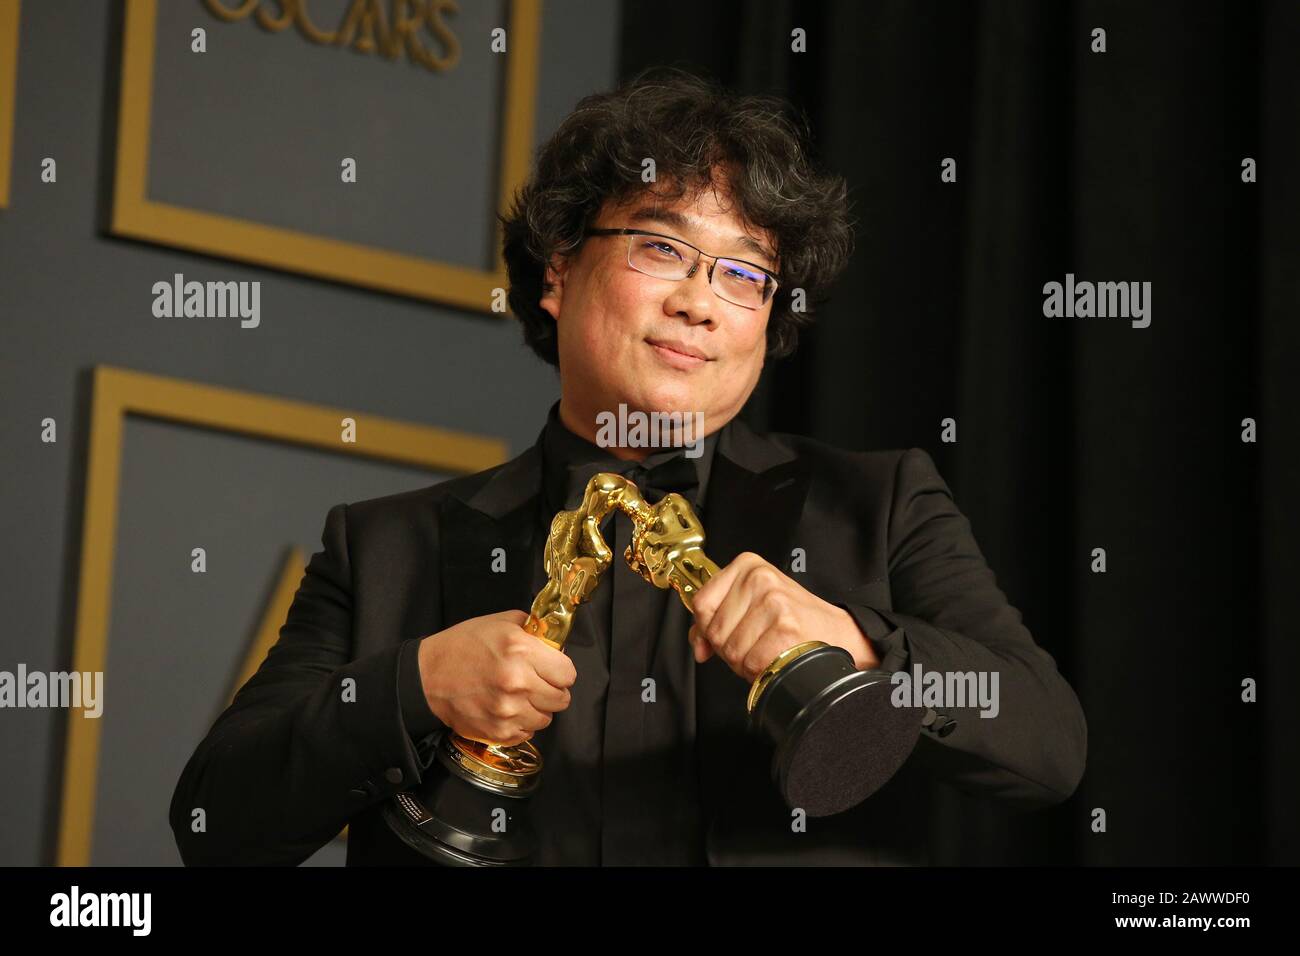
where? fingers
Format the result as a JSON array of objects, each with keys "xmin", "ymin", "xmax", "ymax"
[
  {"xmin": 466, "ymin": 701, "xmax": 551, "ymax": 747},
  {"xmin": 689, "ymin": 555, "xmax": 809, "ymax": 681},
  {"xmin": 476, "ymin": 698, "xmax": 554, "ymax": 744},
  {"xmin": 500, "ymin": 624, "xmax": 574, "ymax": 712},
  {"xmin": 526, "ymin": 680, "xmax": 572, "ymax": 714},
  {"xmin": 698, "ymin": 556, "xmax": 770, "ymax": 661},
  {"xmin": 688, "ymin": 625, "xmax": 714, "ymax": 663},
  {"xmin": 692, "ymin": 552, "xmax": 759, "ymax": 628},
  {"xmin": 694, "ymin": 552, "xmax": 770, "ymax": 635},
  {"xmin": 741, "ymin": 621, "xmax": 802, "ymax": 682},
  {"xmin": 522, "ymin": 638, "xmax": 578, "ymax": 690},
  {"xmin": 491, "ymin": 648, "xmax": 571, "ymax": 714},
  {"xmin": 512, "ymin": 702, "xmax": 554, "ymax": 737}
]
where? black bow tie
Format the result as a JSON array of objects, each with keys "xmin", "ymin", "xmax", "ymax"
[
  {"xmin": 562, "ymin": 452, "xmax": 700, "ymax": 512},
  {"xmin": 622, "ymin": 453, "xmax": 701, "ymax": 503}
]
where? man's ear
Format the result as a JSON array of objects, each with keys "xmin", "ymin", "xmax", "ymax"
[{"xmin": 539, "ymin": 254, "xmax": 569, "ymax": 322}]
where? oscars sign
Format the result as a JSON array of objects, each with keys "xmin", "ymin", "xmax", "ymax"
[
  {"xmin": 383, "ymin": 473, "xmax": 924, "ymax": 865},
  {"xmin": 203, "ymin": 0, "xmax": 462, "ymax": 71}
]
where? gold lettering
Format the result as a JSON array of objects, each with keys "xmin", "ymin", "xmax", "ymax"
[
  {"xmin": 293, "ymin": 0, "xmax": 340, "ymax": 44},
  {"xmin": 415, "ymin": 0, "xmax": 460, "ymax": 72},
  {"xmin": 204, "ymin": 0, "xmax": 458, "ymax": 72},
  {"xmin": 204, "ymin": 0, "xmax": 258, "ymax": 22},
  {"xmin": 388, "ymin": 0, "xmax": 424, "ymax": 62},
  {"xmin": 337, "ymin": 0, "xmax": 392, "ymax": 56},
  {"xmin": 254, "ymin": 0, "xmax": 297, "ymax": 32}
]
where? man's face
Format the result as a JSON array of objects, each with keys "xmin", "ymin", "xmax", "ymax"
[{"xmin": 540, "ymin": 178, "xmax": 777, "ymax": 455}]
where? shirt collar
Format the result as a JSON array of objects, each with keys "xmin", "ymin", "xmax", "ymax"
[{"xmin": 540, "ymin": 400, "xmax": 724, "ymax": 514}]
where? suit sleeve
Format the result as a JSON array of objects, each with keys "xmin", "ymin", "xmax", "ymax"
[
  {"xmin": 838, "ymin": 448, "xmax": 1087, "ymax": 810},
  {"xmin": 399, "ymin": 636, "xmax": 449, "ymax": 739},
  {"xmin": 168, "ymin": 503, "xmax": 440, "ymax": 866}
]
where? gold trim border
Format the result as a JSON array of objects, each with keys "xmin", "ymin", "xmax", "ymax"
[
  {"xmin": 111, "ymin": 0, "xmax": 540, "ymax": 311},
  {"xmin": 230, "ymin": 546, "xmax": 308, "ymax": 709},
  {"xmin": 57, "ymin": 365, "xmax": 508, "ymax": 866},
  {"xmin": 0, "ymin": 0, "xmax": 18, "ymax": 208}
]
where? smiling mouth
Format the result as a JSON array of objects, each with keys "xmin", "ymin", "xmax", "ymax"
[{"xmin": 646, "ymin": 339, "xmax": 710, "ymax": 366}]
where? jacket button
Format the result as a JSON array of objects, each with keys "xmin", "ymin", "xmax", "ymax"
[
  {"xmin": 384, "ymin": 767, "xmax": 404, "ymax": 785},
  {"xmin": 921, "ymin": 708, "xmax": 937, "ymax": 728}
]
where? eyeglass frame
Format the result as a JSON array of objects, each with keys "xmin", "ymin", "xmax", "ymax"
[{"xmin": 583, "ymin": 227, "xmax": 781, "ymax": 309}]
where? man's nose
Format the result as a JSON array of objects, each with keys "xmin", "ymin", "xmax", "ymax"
[{"xmin": 667, "ymin": 258, "xmax": 717, "ymax": 323}]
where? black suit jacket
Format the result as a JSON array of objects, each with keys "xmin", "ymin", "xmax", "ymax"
[{"xmin": 170, "ymin": 415, "xmax": 1087, "ymax": 866}]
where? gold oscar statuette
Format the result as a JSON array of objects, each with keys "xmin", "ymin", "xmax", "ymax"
[
  {"xmin": 442, "ymin": 472, "xmax": 830, "ymax": 791},
  {"xmin": 384, "ymin": 470, "xmax": 921, "ymax": 864}
]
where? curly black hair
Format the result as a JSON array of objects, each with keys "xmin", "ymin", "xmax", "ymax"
[{"xmin": 500, "ymin": 67, "xmax": 854, "ymax": 368}]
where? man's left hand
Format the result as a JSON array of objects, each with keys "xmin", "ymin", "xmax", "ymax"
[{"xmin": 687, "ymin": 551, "xmax": 880, "ymax": 682}]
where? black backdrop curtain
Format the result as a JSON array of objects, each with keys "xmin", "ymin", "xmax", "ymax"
[{"xmin": 618, "ymin": 0, "xmax": 1293, "ymax": 864}]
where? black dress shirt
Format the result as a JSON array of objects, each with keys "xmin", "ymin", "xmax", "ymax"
[{"xmin": 398, "ymin": 400, "xmax": 724, "ymax": 865}]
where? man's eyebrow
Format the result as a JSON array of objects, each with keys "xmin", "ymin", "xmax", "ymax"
[{"xmin": 624, "ymin": 207, "xmax": 777, "ymax": 267}]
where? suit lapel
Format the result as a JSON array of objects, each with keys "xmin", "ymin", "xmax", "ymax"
[{"xmin": 439, "ymin": 440, "xmax": 546, "ymax": 628}]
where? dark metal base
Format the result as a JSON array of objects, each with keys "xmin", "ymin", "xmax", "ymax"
[
  {"xmin": 749, "ymin": 645, "xmax": 923, "ymax": 817},
  {"xmin": 381, "ymin": 735, "xmax": 539, "ymax": 866}
]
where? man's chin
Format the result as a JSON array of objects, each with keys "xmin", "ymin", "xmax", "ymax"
[{"xmin": 619, "ymin": 387, "xmax": 701, "ymax": 417}]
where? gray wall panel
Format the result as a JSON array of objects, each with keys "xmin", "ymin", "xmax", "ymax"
[{"xmin": 0, "ymin": 0, "xmax": 619, "ymax": 865}]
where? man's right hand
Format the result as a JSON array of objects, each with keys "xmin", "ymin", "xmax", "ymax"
[{"xmin": 415, "ymin": 610, "xmax": 576, "ymax": 746}]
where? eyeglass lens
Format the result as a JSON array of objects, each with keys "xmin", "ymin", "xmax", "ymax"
[{"xmin": 626, "ymin": 234, "xmax": 773, "ymax": 308}]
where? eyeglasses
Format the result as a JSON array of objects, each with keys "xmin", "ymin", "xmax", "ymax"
[{"xmin": 584, "ymin": 227, "xmax": 780, "ymax": 310}]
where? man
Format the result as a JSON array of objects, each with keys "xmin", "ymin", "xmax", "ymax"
[{"xmin": 170, "ymin": 69, "xmax": 1086, "ymax": 866}]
